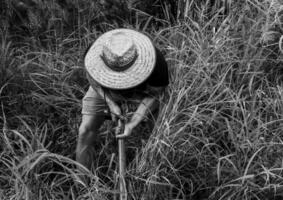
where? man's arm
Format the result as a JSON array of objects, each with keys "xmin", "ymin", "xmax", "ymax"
[
  {"xmin": 87, "ymin": 72, "xmax": 122, "ymax": 121},
  {"xmin": 116, "ymin": 86, "xmax": 164, "ymax": 138},
  {"xmin": 128, "ymin": 97, "xmax": 157, "ymax": 127},
  {"xmin": 95, "ymin": 85, "xmax": 122, "ymax": 122}
]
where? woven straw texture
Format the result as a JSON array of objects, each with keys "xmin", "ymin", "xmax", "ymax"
[{"xmin": 85, "ymin": 29, "xmax": 156, "ymax": 90}]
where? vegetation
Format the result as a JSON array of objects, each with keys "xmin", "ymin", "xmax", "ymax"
[{"xmin": 2, "ymin": 0, "xmax": 283, "ymax": 199}]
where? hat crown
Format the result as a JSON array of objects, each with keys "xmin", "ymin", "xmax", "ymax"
[
  {"xmin": 101, "ymin": 32, "xmax": 138, "ymax": 71},
  {"xmin": 85, "ymin": 28, "xmax": 156, "ymax": 89}
]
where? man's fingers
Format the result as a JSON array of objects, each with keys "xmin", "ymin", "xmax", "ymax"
[
  {"xmin": 116, "ymin": 134, "xmax": 127, "ymax": 139},
  {"xmin": 115, "ymin": 126, "xmax": 122, "ymax": 135},
  {"xmin": 116, "ymin": 130, "xmax": 130, "ymax": 139}
]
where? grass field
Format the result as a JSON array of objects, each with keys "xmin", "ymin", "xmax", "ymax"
[{"xmin": 2, "ymin": 0, "xmax": 283, "ymax": 199}]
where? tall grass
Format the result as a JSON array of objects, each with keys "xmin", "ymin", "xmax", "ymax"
[{"xmin": 2, "ymin": 0, "xmax": 283, "ymax": 199}]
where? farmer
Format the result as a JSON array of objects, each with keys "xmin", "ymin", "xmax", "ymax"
[{"xmin": 76, "ymin": 29, "xmax": 169, "ymax": 170}]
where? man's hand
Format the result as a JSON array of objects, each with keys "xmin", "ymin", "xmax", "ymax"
[{"xmin": 116, "ymin": 123, "xmax": 133, "ymax": 139}]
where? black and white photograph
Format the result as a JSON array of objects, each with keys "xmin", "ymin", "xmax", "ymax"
[{"xmin": 1, "ymin": 0, "xmax": 283, "ymax": 199}]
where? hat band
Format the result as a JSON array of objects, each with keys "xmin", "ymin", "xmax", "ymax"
[{"xmin": 100, "ymin": 52, "xmax": 138, "ymax": 72}]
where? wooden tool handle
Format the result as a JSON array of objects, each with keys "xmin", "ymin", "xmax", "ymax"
[
  {"xmin": 115, "ymin": 119, "xmax": 127, "ymax": 200},
  {"xmin": 118, "ymin": 138, "xmax": 127, "ymax": 200}
]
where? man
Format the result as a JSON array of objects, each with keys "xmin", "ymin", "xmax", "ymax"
[{"xmin": 76, "ymin": 28, "xmax": 169, "ymax": 170}]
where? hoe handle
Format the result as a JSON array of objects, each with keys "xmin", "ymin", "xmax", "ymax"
[{"xmin": 116, "ymin": 120, "xmax": 127, "ymax": 200}]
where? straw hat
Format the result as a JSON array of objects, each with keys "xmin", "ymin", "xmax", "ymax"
[{"xmin": 84, "ymin": 29, "xmax": 156, "ymax": 90}]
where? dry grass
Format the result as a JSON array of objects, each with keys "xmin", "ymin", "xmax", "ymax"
[{"xmin": 2, "ymin": 0, "xmax": 283, "ymax": 199}]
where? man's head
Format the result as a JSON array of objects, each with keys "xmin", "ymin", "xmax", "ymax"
[{"xmin": 84, "ymin": 29, "xmax": 156, "ymax": 90}]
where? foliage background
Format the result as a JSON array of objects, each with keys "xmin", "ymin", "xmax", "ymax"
[{"xmin": 2, "ymin": 0, "xmax": 283, "ymax": 199}]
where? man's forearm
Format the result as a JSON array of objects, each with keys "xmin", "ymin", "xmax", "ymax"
[
  {"xmin": 128, "ymin": 97, "xmax": 158, "ymax": 128},
  {"xmin": 95, "ymin": 87, "xmax": 116, "ymax": 107}
]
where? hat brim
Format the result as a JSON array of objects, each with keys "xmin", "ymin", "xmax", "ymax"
[{"xmin": 84, "ymin": 29, "xmax": 156, "ymax": 90}]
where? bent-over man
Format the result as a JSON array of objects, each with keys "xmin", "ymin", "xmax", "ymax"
[{"xmin": 77, "ymin": 28, "xmax": 169, "ymax": 170}]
